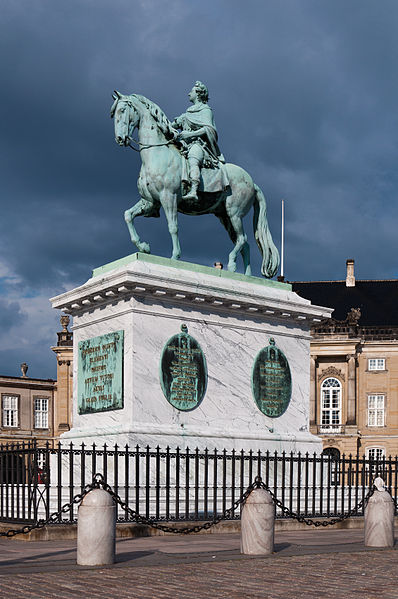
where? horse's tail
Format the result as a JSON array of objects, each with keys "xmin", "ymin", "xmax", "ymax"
[{"xmin": 253, "ymin": 184, "xmax": 280, "ymax": 278}]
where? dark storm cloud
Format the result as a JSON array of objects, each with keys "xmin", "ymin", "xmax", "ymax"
[
  {"xmin": 0, "ymin": 299, "xmax": 25, "ymax": 333},
  {"xmin": 1, "ymin": 0, "xmax": 398, "ymax": 376}
]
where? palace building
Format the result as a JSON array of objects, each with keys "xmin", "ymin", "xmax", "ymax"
[
  {"xmin": 293, "ymin": 259, "xmax": 398, "ymax": 460},
  {"xmin": 0, "ymin": 369, "xmax": 56, "ymax": 446},
  {"xmin": 0, "ymin": 316, "xmax": 73, "ymax": 447}
]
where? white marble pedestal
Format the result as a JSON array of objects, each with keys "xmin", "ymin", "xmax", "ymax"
[{"xmin": 51, "ymin": 253, "xmax": 331, "ymax": 454}]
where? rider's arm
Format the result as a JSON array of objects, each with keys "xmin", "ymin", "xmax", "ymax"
[
  {"xmin": 179, "ymin": 127, "xmax": 206, "ymax": 140},
  {"xmin": 172, "ymin": 116, "xmax": 183, "ymax": 129}
]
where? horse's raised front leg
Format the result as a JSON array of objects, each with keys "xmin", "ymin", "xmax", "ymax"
[
  {"xmin": 124, "ymin": 198, "xmax": 158, "ymax": 253},
  {"xmin": 161, "ymin": 191, "xmax": 181, "ymax": 260}
]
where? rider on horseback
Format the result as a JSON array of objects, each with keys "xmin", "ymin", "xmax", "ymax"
[{"xmin": 172, "ymin": 81, "xmax": 225, "ymax": 201}]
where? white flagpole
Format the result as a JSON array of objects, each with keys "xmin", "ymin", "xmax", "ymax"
[{"xmin": 281, "ymin": 199, "xmax": 285, "ymax": 278}]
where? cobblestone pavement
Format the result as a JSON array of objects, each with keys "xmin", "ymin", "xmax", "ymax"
[
  {"xmin": 0, "ymin": 530, "xmax": 397, "ymax": 598},
  {"xmin": 0, "ymin": 550, "xmax": 397, "ymax": 599}
]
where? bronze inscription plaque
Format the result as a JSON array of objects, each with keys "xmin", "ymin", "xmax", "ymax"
[{"xmin": 77, "ymin": 330, "xmax": 124, "ymax": 415}]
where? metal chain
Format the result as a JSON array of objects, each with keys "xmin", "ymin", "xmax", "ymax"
[
  {"xmin": 0, "ymin": 474, "xmax": 377, "ymax": 537},
  {"xmin": 257, "ymin": 480, "xmax": 375, "ymax": 527},
  {"xmin": 96, "ymin": 475, "xmax": 376, "ymax": 533},
  {"xmin": 0, "ymin": 474, "xmax": 103, "ymax": 538},
  {"xmin": 99, "ymin": 476, "xmax": 258, "ymax": 534}
]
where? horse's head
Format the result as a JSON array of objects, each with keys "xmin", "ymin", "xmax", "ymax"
[{"xmin": 110, "ymin": 91, "xmax": 139, "ymax": 146}]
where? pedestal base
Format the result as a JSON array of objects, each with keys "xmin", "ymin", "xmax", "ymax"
[{"xmin": 51, "ymin": 253, "xmax": 331, "ymax": 454}]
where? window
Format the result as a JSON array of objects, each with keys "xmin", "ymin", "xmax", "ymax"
[
  {"xmin": 322, "ymin": 447, "xmax": 340, "ymax": 485},
  {"xmin": 34, "ymin": 398, "xmax": 49, "ymax": 429},
  {"xmin": 368, "ymin": 358, "xmax": 385, "ymax": 371},
  {"xmin": 365, "ymin": 447, "xmax": 386, "ymax": 483},
  {"xmin": 368, "ymin": 395, "xmax": 385, "ymax": 427},
  {"xmin": 321, "ymin": 378, "xmax": 341, "ymax": 428},
  {"xmin": 2, "ymin": 395, "xmax": 18, "ymax": 427},
  {"xmin": 0, "ymin": 454, "xmax": 24, "ymax": 483},
  {"xmin": 366, "ymin": 447, "xmax": 385, "ymax": 461},
  {"xmin": 37, "ymin": 453, "xmax": 46, "ymax": 470}
]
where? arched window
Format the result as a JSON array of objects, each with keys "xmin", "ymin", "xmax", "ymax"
[
  {"xmin": 321, "ymin": 377, "xmax": 342, "ymax": 430},
  {"xmin": 322, "ymin": 447, "xmax": 340, "ymax": 461},
  {"xmin": 322, "ymin": 447, "xmax": 340, "ymax": 485}
]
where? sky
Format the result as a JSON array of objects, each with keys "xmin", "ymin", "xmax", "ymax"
[{"xmin": 1, "ymin": 0, "xmax": 398, "ymax": 378}]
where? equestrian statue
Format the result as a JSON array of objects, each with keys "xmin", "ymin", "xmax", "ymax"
[{"xmin": 111, "ymin": 81, "xmax": 279, "ymax": 278}]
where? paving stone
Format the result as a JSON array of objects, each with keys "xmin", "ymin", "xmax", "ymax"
[
  {"xmin": 0, "ymin": 529, "xmax": 397, "ymax": 598},
  {"xmin": 0, "ymin": 551, "xmax": 397, "ymax": 598}
]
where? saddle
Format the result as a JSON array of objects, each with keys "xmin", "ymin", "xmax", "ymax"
[{"xmin": 181, "ymin": 157, "xmax": 230, "ymax": 194}]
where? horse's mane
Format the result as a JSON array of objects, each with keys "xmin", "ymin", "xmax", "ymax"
[{"xmin": 132, "ymin": 94, "xmax": 175, "ymax": 140}]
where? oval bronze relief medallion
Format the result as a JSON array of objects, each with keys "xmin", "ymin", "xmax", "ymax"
[
  {"xmin": 252, "ymin": 338, "xmax": 292, "ymax": 418},
  {"xmin": 160, "ymin": 324, "xmax": 207, "ymax": 411}
]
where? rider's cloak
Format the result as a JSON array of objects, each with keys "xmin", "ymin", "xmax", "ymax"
[{"xmin": 178, "ymin": 103, "xmax": 225, "ymax": 163}]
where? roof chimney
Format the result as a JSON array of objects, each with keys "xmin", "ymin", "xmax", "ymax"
[{"xmin": 346, "ymin": 259, "xmax": 355, "ymax": 287}]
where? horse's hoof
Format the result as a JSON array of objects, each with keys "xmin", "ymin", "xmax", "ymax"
[
  {"xmin": 171, "ymin": 255, "xmax": 181, "ymax": 261},
  {"xmin": 139, "ymin": 242, "xmax": 151, "ymax": 253},
  {"xmin": 228, "ymin": 262, "xmax": 237, "ymax": 272}
]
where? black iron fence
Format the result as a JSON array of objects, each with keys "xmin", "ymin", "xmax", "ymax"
[{"xmin": 0, "ymin": 442, "xmax": 396, "ymax": 525}]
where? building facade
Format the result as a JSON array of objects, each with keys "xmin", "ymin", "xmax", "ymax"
[
  {"xmin": 293, "ymin": 260, "xmax": 398, "ymax": 460},
  {"xmin": 0, "ymin": 315, "xmax": 73, "ymax": 447},
  {"xmin": 0, "ymin": 370, "xmax": 56, "ymax": 446},
  {"xmin": 51, "ymin": 315, "xmax": 73, "ymax": 438}
]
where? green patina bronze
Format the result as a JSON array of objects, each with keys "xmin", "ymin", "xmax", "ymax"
[
  {"xmin": 110, "ymin": 83, "xmax": 280, "ymax": 278},
  {"xmin": 92, "ymin": 252, "xmax": 291, "ymax": 290},
  {"xmin": 252, "ymin": 338, "xmax": 292, "ymax": 418},
  {"xmin": 160, "ymin": 324, "xmax": 207, "ymax": 411},
  {"xmin": 78, "ymin": 330, "xmax": 124, "ymax": 415}
]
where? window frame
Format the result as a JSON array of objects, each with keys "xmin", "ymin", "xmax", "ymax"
[
  {"xmin": 320, "ymin": 377, "xmax": 342, "ymax": 430},
  {"xmin": 321, "ymin": 447, "xmax": 341, "ymax": 485},
  {"xmin": 1, "ymin": 394, "xmax": 20, "ymax": 429},
  {"xmin": 367, "ymin": 394, "xmax": 385, "ymax": 427},
  {"xmin": 33, "ymin": 396, "xmax": 49, "ymax": 430},
  {"xmin": 368, "ymin": 358, "xmax": 386, "ymax": 371},
  {"xmin": 366, "ymin": 447, "xmax": 386, "ymax": 461}
]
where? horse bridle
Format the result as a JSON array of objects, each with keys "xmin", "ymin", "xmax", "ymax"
[
  {"xmin": 128, "ymin": 138, "xmax": 175, "ymax": 152},
  {"xmin": 115, "ymin": 97, "xmax": 179, "ymax": 153}
]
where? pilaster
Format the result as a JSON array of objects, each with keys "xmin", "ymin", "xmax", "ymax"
[{"xmin": 346, "ymin": 354, "xmax": 357, "ymax": 425}]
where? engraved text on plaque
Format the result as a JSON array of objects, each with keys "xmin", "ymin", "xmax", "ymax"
[
  {"xmin": 78, "ymin": 330, "xmax": 124, "ymax": 414},
  {"xmin": 160, "ymin": 324, "xmax": 207, "ymax": 411}
]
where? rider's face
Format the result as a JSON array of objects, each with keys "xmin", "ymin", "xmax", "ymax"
[{"xmin": 188, "ymin": 87, "xmax": 198, "ymax": 103}]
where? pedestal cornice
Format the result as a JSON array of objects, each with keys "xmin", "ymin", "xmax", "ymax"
[{"xmin": 50, "ymin": 253, "xmax": 333, "ymax": 323}]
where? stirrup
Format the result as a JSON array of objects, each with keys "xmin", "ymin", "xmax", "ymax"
[
  {"xmin": 183, "ymin": 182, "xmax": 199, "ymax": 201},
  {"xmin": 183, "ymin": 189, "xmax": 199, "ymax": 200}
]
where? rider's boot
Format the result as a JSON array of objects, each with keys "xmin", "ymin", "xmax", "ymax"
[
  {"xmin": 183, "ymin": 156, "xmax": 201, "ymax": 201},
  {"xmin": 183, "ymin": 178, "xmax": 200, "ymax": 201}
]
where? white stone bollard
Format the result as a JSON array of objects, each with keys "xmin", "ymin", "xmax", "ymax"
[
  {"xmin": 77, "ymin": 489, "xmax": 116, "ymax": 566},
  {"xmin": 364, "ymin": 477, "xmax": 395, "ymax": 548},
  {"xmin": 241, "ymin": 487, "xmax": 275, "ymax": 555}
]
